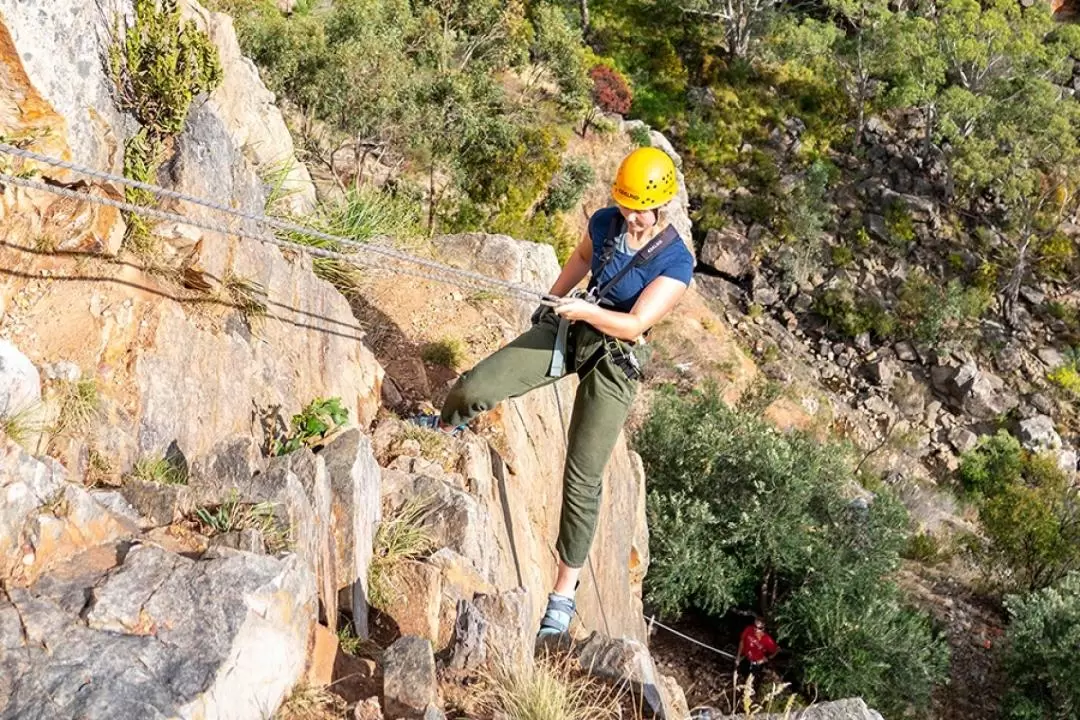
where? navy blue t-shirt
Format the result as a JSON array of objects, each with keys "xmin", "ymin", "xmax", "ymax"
[{"xmin": 587, "ymin": 206, "xmax": 694, "ymax": 313}]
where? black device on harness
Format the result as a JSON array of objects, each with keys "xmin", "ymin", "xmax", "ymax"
[{"xmin": 573, "ymin": 218, "xmax": 682, "ymax": 380}]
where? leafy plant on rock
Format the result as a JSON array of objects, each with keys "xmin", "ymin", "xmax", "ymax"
[
  {"xmin": 271, "ymin": 397, "xmax": 349, "ymax": 456},
  {"xmin": 108, "ymin": 0, "xmax": 222, "ymax": 257}
]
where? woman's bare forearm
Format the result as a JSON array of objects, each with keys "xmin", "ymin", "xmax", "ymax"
[{"xmin": 548, "ymin": 239, "xmax": 592, "ymax": 297}]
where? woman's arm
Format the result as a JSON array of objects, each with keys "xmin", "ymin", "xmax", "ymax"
[
  {"xmin": 553, "ymin": 275, "xmax": 689, "ymax": 341},
  {"xmin": 547, "ymin": 234, "xmax": 593, "ymax": 297}
]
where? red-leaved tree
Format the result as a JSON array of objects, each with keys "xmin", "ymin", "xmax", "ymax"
[{"xmin": 582, "ymin": 64, "xmax": 632, "ymax": 136}]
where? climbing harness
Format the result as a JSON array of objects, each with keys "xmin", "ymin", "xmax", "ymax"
[{"xmin": 547, "ymin": 217, "xmax": 681, "ymax": 379}]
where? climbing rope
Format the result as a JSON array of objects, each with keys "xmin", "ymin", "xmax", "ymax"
[
  {"xmin": 0, "ymin": 143, "xmax": 555, "ymax": 304},
  {"xmin": 646, "ymin": 615, "xmax": 737, "ymax": 660}
]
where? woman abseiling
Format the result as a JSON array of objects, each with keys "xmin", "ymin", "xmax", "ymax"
[{"xmin": 413, "ymin": 147, "xmax": 693, "ymax": 637}]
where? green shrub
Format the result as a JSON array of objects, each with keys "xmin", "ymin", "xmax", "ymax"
[
  {"xmin": 421, "ymin": 337, "xmax": 466, "ymax": 369},
  {"xmin": 903, "ymin": 531, "xmax": 947, "ymax": 565},
  {"xmin": 1035, "ymin": 232, "xmax": 1076, "ymax": 281},
  {"xmin": 779, "ymin": 580, "xmax": 950, "ymax": 716},
  {"xmin": 1047, "ymin": 363, "xmax": 1080, "ymax": 398},
  {"xmin": 958, "ymin": 430, "xmax": 1025, "ymax": 500},
  {"xmin": 109, "ymin": 0, "xmax": 222, "ymax": 255},
  {"xmin": 813, "ymin": 284, "xmax": 895, "ymax": 340},
  {"xmin": 1001, "ymin": 573, "xmax": 1080, "ymax": 719},
  {"xmin": 980, "ymin": 461, "xmax": 1080, "ymax": 593},
  {"xmin": 541, "ymin": 157, "xmax": 596, "ymax": 214},
  {"xmin": 896, "ymin": 271, "xmax": 991, "ymax": 352},
  {"xmin": 628, "ymin": 123, "xmax": 652, "ymax": 147},
  {"xmin": 635, "ymin": 386, "xmax": 947, "ymax": 713},
  {"xmin": 883, "ymin": 201, "xmax": 917, "ymax": 250}
]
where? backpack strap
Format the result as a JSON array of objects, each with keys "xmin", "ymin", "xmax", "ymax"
[
  {"xmin": 590, "ymin": 223, "xmax": 681, "ymax": 305},
  {"xmin": 587, "ymin": 212, "xmax": 624, "ymax": 293}
]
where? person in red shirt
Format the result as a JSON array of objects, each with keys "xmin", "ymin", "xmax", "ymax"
[{"xmin": 737, "ymin": 616, "xmax": 779, "ymax": 677}]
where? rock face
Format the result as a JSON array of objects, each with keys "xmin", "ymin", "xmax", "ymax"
[
  {"xmin": 1, "ymin": 432, "xmax": 326, "ymax": 718},
  {"xmin": 701, "ymin": 226, "xmax": 754, "ymax": 278},
  {"xmin": 0, "ymin": 0, "xmax": 384, "ymax": 477},
  {"xmin": 180, "ymin": 0, "xmax": 317, "ymax": 214},
  {"xmin": 0, "ymin": 340, "xmax": 39, "ymax": 418},
  {"xmin": 382, "ymin": 636, "xmax": 439, "ymax": 719},
  {"xmin": 1, "ymin": 543, "xmax": 315, "ymax": 720},
  {"xmin": 434, "ymin": 233, "xmax": 561, "ymax": 328},
  {"xmin": 1, "ymin": 437, "xmax": 135, "ymax": 584},
  {"xmin": 720, "ymin": 698, "xmax": 884, "ymax": 720},
  {"xmin": 576, "ymin": 633, "xmax": 688, "ymax": 720}
]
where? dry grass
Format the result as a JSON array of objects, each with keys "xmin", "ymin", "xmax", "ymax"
[
  {"xmin": 272, "ymin": 684, "xmax": 347, "ymax": 720},
  {"xmin": 480, "ymin": 653, "xmax": 627, "ymax": 720},
  {"xmin": 368, "ymin": 493, "xmax": 436, "ymax": 609},
  {"xmin": 54, "ymin": 378, "xmax": 100, "ymax": 435},
  {"xmin": 1, "ymin": 401, "xmax": 47, "ymax": 448}
]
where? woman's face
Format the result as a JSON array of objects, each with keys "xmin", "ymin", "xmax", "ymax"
[{"xmin": 616, "ymin": 203, "xmax": 658, "ymax": 234}]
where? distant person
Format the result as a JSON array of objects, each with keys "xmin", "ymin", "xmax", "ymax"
[
  {"xmin": 411, "ymin": 147, "xmax": 694, "ymax": 638},
  {"xmin": 737, "ymin": 616, "xmax": 779, "ymax": 677}
]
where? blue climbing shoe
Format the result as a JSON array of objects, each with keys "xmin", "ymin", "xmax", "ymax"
[
  {"xmin": 536, "ymin": 593, "xmax": 575, "ymax": 638},
  {"xmin": 408, "ymin": 410, "xmax": 466, "ymax": 436}
]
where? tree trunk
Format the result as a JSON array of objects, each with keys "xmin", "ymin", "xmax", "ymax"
[
  {"xmin": 1004, "ymin": 234, "xmax": 1033, "ymax": 327},
  {"xmin": 427, "ymin": 162, "xmax": 438, "ymax": 237},
  {"xmin": 579, "ymin": 0, "xmax": 590, "ymax": 39}
]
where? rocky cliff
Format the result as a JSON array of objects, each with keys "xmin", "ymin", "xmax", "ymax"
[{"xmin": 0, "ymin": 1, "xmax": 673, "ymax": 717}]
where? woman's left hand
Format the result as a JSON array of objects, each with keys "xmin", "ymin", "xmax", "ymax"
[{"xmin": 552, "ymin": 297, "xmax": 598, "ymax": 322}]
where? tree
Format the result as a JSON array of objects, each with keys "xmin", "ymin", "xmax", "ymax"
[
  {"xmin": 671, "ymin": 0, "xmax": 780, "ymax": 61},
  {"xmin": 581, "ymin": 64, "xmax": 632, "ymax": 135},
  {"xmin": 635, "ymin": 386, "xmax": 948, "ymax": 713},
  {"xmin": 1002, "ymin": 573, "xmax": 1080, "ymax": 719},
  {"xmin": 779, "ymin": 579, "xmax": 950, "ymax": 716},
  {"xmin": 980, "ymin": 456, "xmax": 1080, "ymax": 593},
  {"xmin": 527, "ymin": 2, "xmax": 590, "ymax": 112}
]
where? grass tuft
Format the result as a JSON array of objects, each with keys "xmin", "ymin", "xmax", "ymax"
[
  {"xmin": 272, "ymin": 683, "xmax": 346, "ymax": 720},
  {"xmin": 481, "ymin": 652, "xmax": 624, "ymax": 720},
  {"xmin": 369, "ymin": 494, "xmax": 436, "ymax": 609},
  {"xmin": 194, "ymin": 493, "xmax": 291, "ymax": 552},
  {"xmin": 421, "ymin": 336, "xmax": 466, "ymax": 369},
  {"xmin": 54, "ymin": 378, "xmax": 100, "ymax": 435},
  {"xmin": 1, "ymin": 401, "xmax": 46, "ymax": 448},
  {"xmin": 130, "ymin": 455, "xmax": 188, "ymax": 485}
]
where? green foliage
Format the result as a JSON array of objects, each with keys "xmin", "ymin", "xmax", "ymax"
[
  {"xmin": 1002, "ymin": 573, "xmax": 1080, "ymax": 719},
  {"xmin": 779, "ymin": 579, "xmax": 950, "ymax": 716},
  {"xmin": 421, "ymin": 337, "xmax": 467, "ymax": 369},
  {"xmin": 109, "ymin": 0, "xmax": 222, "ymax": 136},
  {"xmin": 813, "ymin": 284, "xmax": 895, "ymax": 341},
  {"xmin": 130, "ymin": 455, "xmax": 188, "ymax": 485},
  {"xmin": 272, "ymin": 397, "xmax": 349, "ymax": 456},
  {"xmin": 628, "ymin": 124, "xmax": 652, "ymax": 147},
  {"xmin": 980, "ymin": 461, "xmax": 1080, "ymax": 592},
  {"xmin": 635, "ymin": 386, "xmax": 947, "ymax": 712},
  {"xmin": 279, "ymin": 187, "xmax": 422, "ymax": 294},
  {"xmin": 1047, "ymin": 353, "xmax": 1080, "ymax": 398},
  {"xmin": 959, "ymin": 431, "xmax": 1080, "ymax": 592},
  {"xmin": 958, "ymin": 430, "xmax": 1025, "ymax": 500},
  {"xmin": 1035, "ymin": 232, "xmax": 1076, "ymax": 281},
  {"xmin": 540, "ymin": 157, "xmax": 595, "ymax": 214},
  {"xmin": 903, "ymin": 531, "xmax": 947, "ymax": 565},
  {"xmin": 528, "ymin": 2, "xmax": 590, "ymax": 111},
  {"xmin": 895, "ymin": 271, "xmax": 991, "ymax": 352},
  {"xmin": 109, "ymin": 0, "xmax": 221, "ymax": 256}
]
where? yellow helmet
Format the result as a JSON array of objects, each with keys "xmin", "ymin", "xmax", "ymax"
[{"xmin": 611, "ymin": 147, "xmax": 678, "ymax": 211}]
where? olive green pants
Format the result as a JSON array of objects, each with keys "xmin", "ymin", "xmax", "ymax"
[{"xmin": 440, "ymin": 316, "xmax": 642, "ymax": 568}]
